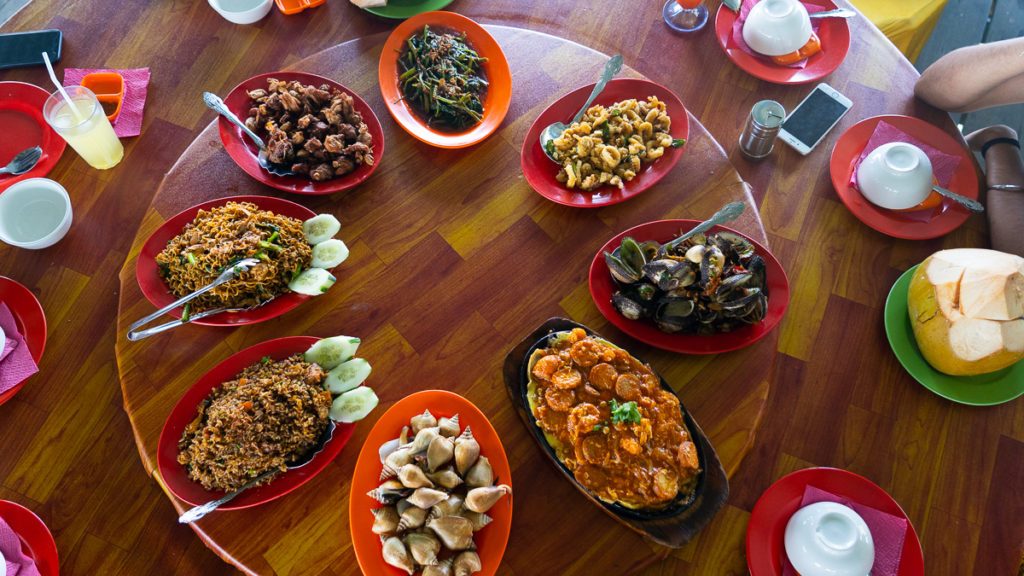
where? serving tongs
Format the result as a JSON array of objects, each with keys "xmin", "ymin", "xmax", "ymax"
[
  {"xmin": 126, "ymin": 258, "xmax": 261, "ymax": 341},
  {"xmin": 178, "ymin": 420, "xmax": 337, "ymax": 523}
]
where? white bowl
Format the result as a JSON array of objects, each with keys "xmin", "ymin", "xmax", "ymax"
[
  {"xmin": 742, "ymin": 0, "xmax": 813, "ymax": 56},
  {"xmin": 0, "ymin": 178, "xmax": 73, "ymax": 250},
  {"xmin": 856, "ymin": 142, "xmax": 934, "ymax": 210},
  {"xmin": 208, "ymin": 0, "xmax": 273, "ymax": 24},
  {"xmin": 785, "ymin": 502, "xmax": 875, "ymax": 576}
]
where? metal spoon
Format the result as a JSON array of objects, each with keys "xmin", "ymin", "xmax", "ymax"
[
  {"xmin": 178, "ymin": 420, "xmax": 337, "ymax": 524},
  {"xmin": 0, "ymin": 146, "xmax": 43, "ymax": 176},
  {"xmin": 126, "ymin": 257, "xmax": 261, "ymax": 341},
  {"xmin": 808, "ymin": 8, "xmax": 856, "ymax": 18},
  {"xmin": 665, "ymin": 201, "xmax": 747, "ymax": 251},
  {"xmin": 203, "ymin": 92, "xmax": 296, "ymax": 177},
  {"xmin": 933, "ymin": 184, "xmax": 985, "ymax": 213},
  {"xmin": 540, "ymin": 54, "xmax": 624, "ymax": 162}
]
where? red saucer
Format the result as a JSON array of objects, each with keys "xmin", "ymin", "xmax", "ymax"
[
  {"xmin": 0, "ymin": 82, "xmax": 66, "ymax": 193},
  {"xmin": 746, "ymin": 467, "xmax": 924, "ymax": 576},
  {"xmin": 714, "ymin": 1, "xmax": 850, "ymax": 85},
  {"xmin": 830, "ymin": 115, "xmax": 978, "ymax": 239},
  {"xmin": 0, "ymin": 276, "xmax": 47, "ymax": 406},
  {"xmin": 0, "ymin": 500, "xmax": 59, "ymax": 576}
]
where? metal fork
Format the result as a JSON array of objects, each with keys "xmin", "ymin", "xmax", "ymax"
[{"xmin": 126, "ymin": 258, "xmax": 262, "ymax": 341}]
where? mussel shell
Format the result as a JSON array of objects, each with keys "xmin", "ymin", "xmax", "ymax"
[
  {"xmin": 746, "ymin": 254, "xmax": 767, "ymax": 289},
  {"xmin": 612, "ymin": 292, "xmax": 646, "ymax": 321},
  {"xmin": 605, "ymin": 251, "xmax": 643, "ymax": 285},
  {"xmin": 699, "ymin": 245, "xmax": 725, "ymax": 289},
  {"xmin": 714, "ymin": 231, "xmax": 755, "ymax": 259}
]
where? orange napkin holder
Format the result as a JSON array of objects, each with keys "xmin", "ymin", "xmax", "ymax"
[
  {"xmin": 275, "ymin": 0, "xmax": 325, "ymax": 14},
  {"xmin": 80, "ymin": 72, "xmax": 125, "ymax": 122}
]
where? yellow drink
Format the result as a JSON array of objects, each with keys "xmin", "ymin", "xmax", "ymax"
[{"xmin": 44, "ymin": 87, "xmax": 124, "ymax": 170}]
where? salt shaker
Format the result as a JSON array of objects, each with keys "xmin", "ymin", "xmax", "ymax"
[{"xmin": 739, "ymin": 100, "xmax": 786, "ymax": 160}]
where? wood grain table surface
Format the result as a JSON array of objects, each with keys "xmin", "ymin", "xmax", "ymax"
[{"xmin": 0, "ymin": 1, "xmax": 1018, "ymax": 575}]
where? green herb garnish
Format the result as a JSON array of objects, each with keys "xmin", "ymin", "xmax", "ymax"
[
  {"xmin": 609, "ymin": 398, "xmax": 641, "ymax": 425},
  {"xmin": 671, "ymin": 138, "xmax": 687, "ymax": 148}
]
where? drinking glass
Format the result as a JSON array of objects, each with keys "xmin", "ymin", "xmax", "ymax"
[
  {"xmin": 42, "ymin": 85, "xmax": 124, "ymax": 170},
  {"xmin": 663, "ymin": 0, "xmax": 709, "ymax": 33}
]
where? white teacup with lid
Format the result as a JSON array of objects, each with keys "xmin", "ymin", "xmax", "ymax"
[
  {"xmin": 856, "ymin": 142, "xmax": 934, "ymax": 210},
  {"xmin": 743, "ymin": 0, "xmax": 814, "ymax": 56},
  {"xmin": 208, "ymin": 0, "xmax": 274, "ymax": 24},
  {"xmin": 784, "ymin": 501, "xmax": 875, "ymax": 576},
  {"xmin": 0, "ymin": 178, "xmax": 73, "ymax": 249}
]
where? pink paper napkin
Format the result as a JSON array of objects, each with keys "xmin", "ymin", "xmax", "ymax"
[
  {"xmin": 0, "ymin": 302, "xmax": 38, "ymax": 395},
  {"xmin": 63, "ymin": 68, "xmax": 151, "ymax": 138},
  {"xmin": 1, "ymin": 515, "xmax": 42, "ymax": 576},
  {"xmin": 730, "ymin": 0, "xmax": 826, "ymax": 69},
  {"xmin": 850, "ymin": 120, "xmax": 962, "ymax": 189},
  {"xmin": 781, "ymin": 485, "xmax": 908, "ymax": 576}
]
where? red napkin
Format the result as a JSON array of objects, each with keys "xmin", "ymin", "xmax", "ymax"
[
  {"xmin": 63, "ymin": 68, "xmax": 151, "ymax": 138},
  {"xmin": 1, "ymin": 515, "xmax": 42, "ymax": 576},
  {"xmin": 851, "ymin": 121, "xmax": 962, "ymax": 190},
  {"xmin": 0, "ymin": 303, "xmax": 38, "ymax": 395},
  {"xmin": 781, "ymin": 485, "xmax": 908, "ymax": 576},
  {"xmin": 730, "ymin": 0, "xmax": 826, "ymax": 69}
]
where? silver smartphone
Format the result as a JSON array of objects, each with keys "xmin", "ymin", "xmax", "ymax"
[{"xmin": 778, "ymin": 83, "xmax": 852, "ymax": 155}]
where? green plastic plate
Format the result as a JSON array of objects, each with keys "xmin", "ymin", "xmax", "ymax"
[
  {"xmin": 363, "ymin": 0, "xmax": 456, "ymax": 19},
  {"xmin": 884, "ymin": 265, "xmax": 1024, "ymax": 406}
]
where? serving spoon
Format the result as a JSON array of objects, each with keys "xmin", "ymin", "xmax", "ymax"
[
  {"xmin": 0, "ymin": 146, "xmax": 43, "ymax": 176},
  {"xmin": 664, "ymin": 201, "xmax": 746, "ymax": 251},
  {"xmin": 178, "ymin": 420, "xmax": 337, "ymax": 524},
  {"xmin": 540, "ymin": 54, "xmax": 624, "ymax": 162},
  {"xmin": 808, "ymin": 8, "xmax": 857, "ymax": 18},
  {"xmin": 203, "ymin": 92, "xmax": 296, "ymax": 177},
  {"xmin": 933, "ymin": 184, "xmax": 985, "ymax": 213}
]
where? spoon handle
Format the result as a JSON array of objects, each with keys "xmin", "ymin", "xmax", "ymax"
[
  {"xmin": 665, "ymin": 201, "xmax": 747, "ymax": 250},
  {"xmin": 808, "ymin": 8, "xmax": 856, "ymax": 18},
  {"xmin": 178, "ymin": 470, "xmax": 276, "ymax": 524},
  {"xmin": 933, "ymin": 185, "xmax": 985, "ymax": 213},
  {"xmin": 203, "ymin": 92, "xmax": 265, "ymax": 151},
  {"xmin": 571, "ymin": 54, "xmax": 624, "ymax": 125}
]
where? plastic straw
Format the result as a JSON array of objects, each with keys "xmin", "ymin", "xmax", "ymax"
[{"xmin": 41, "ymin": 51, "xmax": 84, "ymax": 121}]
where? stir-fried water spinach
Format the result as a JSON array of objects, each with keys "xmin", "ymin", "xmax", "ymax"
[{"xmin": 398, "ymin": 25, "xmax": 489, "ymax": 131}]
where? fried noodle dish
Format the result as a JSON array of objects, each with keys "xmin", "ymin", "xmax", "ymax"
[
  {"xmin": 550, "ymin": 96, "xmax": 675, "ymax": 192},
  {"xmin": 155, "ymin": 201, "xmax": 312, "ymax": 314},
  {"xmin": 527, "ymin": 328, "xmax": 700, "ymax": 509},
  {"xmin": 177, "ymin": 354, "xmax": 332, "ymax": 492}
]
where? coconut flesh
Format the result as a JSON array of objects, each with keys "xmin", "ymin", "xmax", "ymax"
[{"xmin": 908, "ymin": 249, "xmax": 1024, "ymax": 376}]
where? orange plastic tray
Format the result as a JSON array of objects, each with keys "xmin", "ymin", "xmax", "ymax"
[
  {"xmin": 80, "ymin": 72, "xmax": 124, "ymax": 122},
  {"xmin": 274, "ymin": 0, "xmax": 324, "ymax": 14}
]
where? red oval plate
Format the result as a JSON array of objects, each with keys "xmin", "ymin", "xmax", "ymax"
[
  {"xmin": 0, "ymin": 82, "xmax": 66, "ymax": 194},
  {"xmin": 830, "ymin": 115, "xmax": 977, "ymax": 240},
  {"xmin": 522, "ymin": 78, "xmax": 689, "ymax": 208},
  {"xmin": 0, "ymin": 276, "xmax": 47, "ymax": 406},
  {"xmin": 136, "ymin": 195, "xmax": 325, "ymax": 327},
  {"xmin": 746, "ymin": 467, "xmax": 924, "ymax": 576},
  {"xmin": 588, "ymin": 220, "xmax": 790, "ymax": 354},
  {"xmin": 350, "ymin": 390, "xmax": 513, "ymax": 576},
  {"xmin": 157, "ymin": 336, "xmax": 357, "ymax": 509},
  {"xmin": 217, "ymin": 71, "xmax": 385, "ymax": 195},
  {"xmin": 0, "ymin": 500, "xmax": 59, "ymax": 576},
  {"xmin": 714, "ymin": 1, "xmax": 850, "ymax": 85},
  {"xmin": 378, "ymin": 11, "xmax": 512, "ymax": 149}
]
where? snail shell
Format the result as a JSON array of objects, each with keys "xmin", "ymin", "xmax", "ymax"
[
  {"xmin": 426, "ymin": 467, "xmax": 463, "ymax": 490},
  {"xmin": 427, "ymin": 435, "xmax": 455, "ymax": 472},
  {"xmin": 398, "ymin": 502, "xmax": 429, "ymax": 532},
  {"xmin": 410, "ymin": 427, "xmax": 440, "ymax": 454},
  {"xmin": 427, "ymin": 515, "xmax": 475, "ymax": 551},
  {"xmin": 399, "ymin": 425, "xmax": 411, "ymax": 446},
  {"xmin": 368, "ymin": 479, "xmax": 409, "ymax": 505},
  {"xmin": 453, "ymin": 550, "xmax": 483, "ymax": 576},
  {"xmin": 453, "ymin": 427, "xmax": 480, "ymax": 475},
  {"xmin": 462, "ymin": 510, "xmax": 492, "ymax": 532},
  {"xmin": 381, "ymin": 535, "xmax": 415, "ymax": 575},
  {"xmin": 398, "ymin": 464, "xmax": 434, "ymax": 489},
  {"xmin": 411, "ymin": 410, "xmax": 438, "ymax": 434},
  {"xmin": 430, "ymin": 494, "xmax": 464, "ymax": 520},
  {"xmin": 404, "ymin": 531, "xmax": 441, "ymax": 566},
  {"xmin": 381, "ymin": 446, "xmax": 414, "ymax": 481},
  {"xmin": 422, "ymin": 558, "xmax": 454, "ymax": 576},
  {"xmin": 464, "ymin": 456, "xmax": 493, "ymax": 488},
  {"xmin": 438, "ymin": 414, "xmax": 460, "ymax": 437},
  {"xmin": 371, "ymin": 506, "xmax": 400, "ymax": 535},
  {"xmin": 465, "ymin": 484, "xmax": 512, "ymax": 513},
  {"xmin": 407, "ymin": 487, "xmax": 449, "ymax": 509}
]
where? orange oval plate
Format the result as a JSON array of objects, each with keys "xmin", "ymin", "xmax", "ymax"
[
  {"xmin": 350, "ymin": 390, "xmax": 513, "ymax": 575},
  {"xmin": 378, "ymin": 11, "xmax": 512, "ymax": 148}
]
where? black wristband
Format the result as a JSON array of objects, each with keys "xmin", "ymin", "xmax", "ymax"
[{"xmin": 981, "ymin": 137, "xmax": 1021, "ymax": 157}]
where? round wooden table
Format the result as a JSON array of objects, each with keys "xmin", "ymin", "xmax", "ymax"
[{"xmin": 114, "ymin": 28, "xmax": 775, "ymax": 575}]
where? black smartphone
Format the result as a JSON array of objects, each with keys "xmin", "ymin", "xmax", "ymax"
[{"xmin": 0, "ymin": 30, "xmax": 62, "ymax": 70}]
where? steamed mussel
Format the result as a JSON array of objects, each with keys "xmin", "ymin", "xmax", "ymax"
[{"xmin": 605, "ymin": 230, "xmax": 768, "ymax": 335}]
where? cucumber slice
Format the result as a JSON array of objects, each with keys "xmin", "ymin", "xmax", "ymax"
[
  {"xmin": 325, "ymin": 357, "xmax": 372, "ymax": 394},
  {"xmin": 305, "ymin": 336, "xmax": 361, "ymax": 369},
  {"xmin": 330, "ymin": 386, "xmax": 379, "ymax": 423},
  {"xmin": 289, "ymin": 268, "xmax": 335, "ymax": 296},
  {"xmin": 303, "ymin": 214, "xmax": 341, "ymax": 245},
  {"xmin": 311, "ymin": 239, "xmax": 349, "ymax": 269}
]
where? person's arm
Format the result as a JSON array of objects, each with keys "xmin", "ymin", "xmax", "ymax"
[
  {"xmin": 966, "ymin": 126, "xmax": 1024, "ymax": 257},
  {"xmin": 915, "ymin": 37, "xmax": 1024, "ymax": 113}
]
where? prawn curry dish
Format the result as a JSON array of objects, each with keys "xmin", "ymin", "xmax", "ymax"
[{"xmin": 526, "ymin": 328, "xmax": 700, "ymax": 510}]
